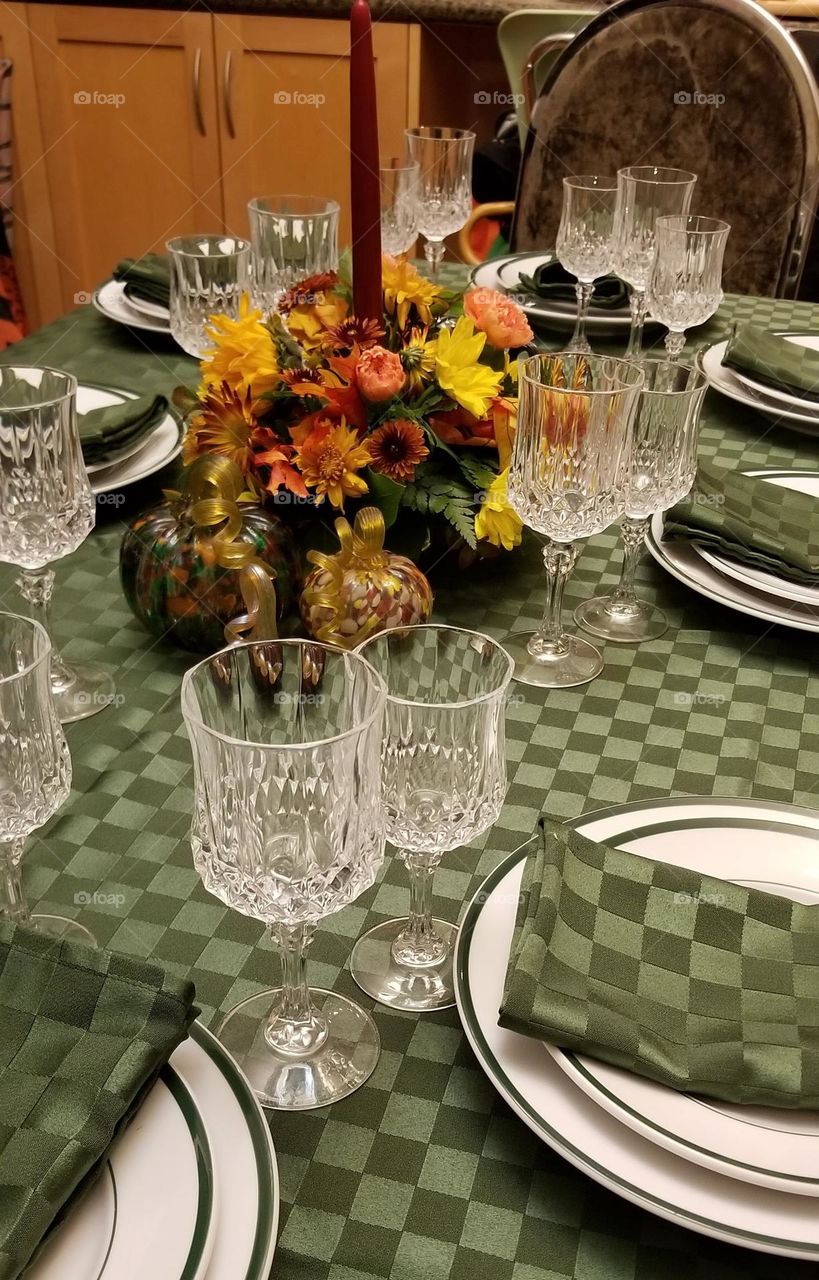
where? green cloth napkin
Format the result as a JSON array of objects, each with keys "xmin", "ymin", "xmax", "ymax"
[
  {"xmin": 0, "ymin": 922, "xmax": 198, "ymax": 1280},
  {"xmin": 517, "ymin": 259, "xmax": 629, "ymax": 310},
  {"xmin": 499, "ymin": 818, "xmax": 819, "ymax": 1109},
  {"xmin": 722, "ymin": 322, "xmax": 819, "ymax": 403},
  {"xmin": 79, "ymin": 393, "xmax": 169, "ymax": 467},
  {"xmin": 663, "ymin": 460, "xmax": 819, "ymax": 586},
  {"xmin": 112, "ymin": 254, "xmax": 170, "ymax": 309}
]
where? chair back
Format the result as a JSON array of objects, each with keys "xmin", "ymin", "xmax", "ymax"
[
  {"xmin": 512, "ymin": 0, "xmax": 819, "ymax": 296},
  {"xmin": 498, "ymin": 8, "xmax": 598, "ymax": 145}
]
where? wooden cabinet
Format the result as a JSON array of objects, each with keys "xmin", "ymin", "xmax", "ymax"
[{"xmin": 10, "ymin": 5, "xmax": 420, "ymax": 322}]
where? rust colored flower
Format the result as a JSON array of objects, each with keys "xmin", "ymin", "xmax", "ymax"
[
  {"xmin": 367, "ymin": 418, "xmax": 429, "ymax": 483},
  {"xmin": 278, "ymin": 272, "xmax": 341, "ymax": 314},
  {"xmin": 323, "ymin": 317, "xmax": 385, "ymax": 351},
  {"xmin": 295, "ymin": 419, "xmax": 372, "ymax": 509},
  {"xmin": 183, "ymin": 383, "xmax": 264, "ymax": 475}
]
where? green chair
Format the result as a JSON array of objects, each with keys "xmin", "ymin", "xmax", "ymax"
[{"xmin": 498, "ymin": 7, "xmax": 599, "ymax": 144}]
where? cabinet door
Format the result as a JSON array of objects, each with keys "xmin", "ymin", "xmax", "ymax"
[
  {"xmin": 28, "ymin": 5, "xmax": 222, "ymax": 313},
  {"xmin": 214, "ymin": 15, "xmax": 420, "ymax": 248}
]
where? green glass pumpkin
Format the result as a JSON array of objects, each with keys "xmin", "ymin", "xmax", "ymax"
[{"xmin": 120, "ymin": 500, "xmax": 299, "ymax": 652}]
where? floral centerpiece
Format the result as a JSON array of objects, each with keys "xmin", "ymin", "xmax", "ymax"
[{"xmin": 176, "ymin": 256, "xmax": 533, "ymax": 561}]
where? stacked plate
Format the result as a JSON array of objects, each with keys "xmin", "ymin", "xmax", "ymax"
[
  {"xmin": 470, "ymin": 251, "xmax": 639, "ymax": 338},
  {"xmin": 94, "ymin": 281, "xmax": 171, "ymax": 337},
  {"xmin": 699, "ymin": 332, "xmax": 819, "ymax": 435},
  {"xmin": 646, "ymin": 468, "xmax": 819, "ymax": 634},
  {"xmin": 82, "ymin": 383, "xmax": 181, "ymax": 496},
  {"xmin": 454, "ymin": 796, "xmax": 819, "ymax": 1260},
  {"xmin": 29, "ymin": 1021, "xmax": 279, "ymax": 1280}
]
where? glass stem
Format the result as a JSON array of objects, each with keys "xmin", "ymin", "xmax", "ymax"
[
  {"xmin": 607, "ymin": 517, "xmax": 649, "ymax": 617},
  {"xmin": 423, "ymin": 238, "xmax": 445, "ymax": 280},
  {"xmin": 567, "ymin": 281, "xmax": 593, "ymax": 353},
  {"xmin": 625, "ymin": 288, "xmax": 647, "ymax": 359},
  {"xmin": 0, "ymin": 838, "xmax": 29, "ymax": 923},
  {"xmin": 392, "ymin": 852, "xmax": 448, "ymax": 968},
  {"xmin": 16, "ymin": 568, "xmax": 72, "ymax": 687},
  {"xmin": 664, "ymin": 329, "xmax": 686, "ymax": 360},
  {"xmin": 528, "ymin": 539, "xmax": 579, "ymax": 659},
  {"xmin": 264, "ymin": 923, "xmax": 327, "ymax": 1058}
]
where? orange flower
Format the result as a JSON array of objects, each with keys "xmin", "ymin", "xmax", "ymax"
[
  {"xmin": 368, "ymin": 419, "xmax": 429, "ymax": 483},
  {"xmin": 253, "ymin": 441, "xmax": 309, "ymax": 498},
  {"xmin": 279, "ymin": 272, "xmax": 349, "ymax": 351},
  {"xmin": 429, "ymin": 406, "xmax": 496, "ymax": 450},
  {"xmin": 295, "ymin": 419, "xmax": 371, "ymax": 509},
  {"xmin": 355, "ymin": 345, "xmax": 405, "ymax": 402},
  {"xmin": 183, "ymin": 384, "xmax": 266, "ymax": 475},
  {"xmin": 323, "ymin": 317, "xmax": 385, "ymax": 352},
  {"xmin": 463, "ymin": 287, "xmax": 533, "ymax": 349}
]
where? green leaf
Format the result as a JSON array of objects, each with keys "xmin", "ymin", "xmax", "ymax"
[
  {"xmin": 399, "ymin": 465, "xmax": 477, "ymax": 549},
  {"xmin": 456, "ymin": 450, "xmax": 498, "ymax": 491},
  {"xmin": 365, "ymin": 469, "xmax": 404, "ymax": 528}
]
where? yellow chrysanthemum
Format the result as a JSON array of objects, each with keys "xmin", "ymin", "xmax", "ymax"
[
  {"xmin": 295, "ymin": 420, "xmax": 371, "ymax": 510},
  {"xmin": 382, "ymin": 255, "xmax": 441, "ymax": 330},
  {"xmin": 201, "ymin": 295, "xmax": 280, "ymax": 400},
  {"xmin": 475, "ymin": 468, "xmax": 522, "ymax": 551},
  {"xmin": 434, "ymin": 316, "xmax": 503, "ymax": 419},
  {"xmin": 286, "ymin": 294, "xmax": 349, "ymax": 352},
  {"xmin": 400, "ymin": 326, "xmax": 436, "ymax": 392}
]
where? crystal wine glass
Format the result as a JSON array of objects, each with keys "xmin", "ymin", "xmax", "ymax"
[
  {"xmin": 555, "ymin": 175, "xmax": 618, "ymax": 355},
  {"xmin": 0, "ymin": 611, "xmax": 92, "ymax": 943},
  {"xmin": 647, "ymin": 215, "xmax": 731, "ymax": 359},
  {"xmin": 247, "ymin": 195, "xmax": 340, "ymax": 314},
  {"xmin": 181, "ymin": 638, "xmax": 386, "ymax": 1110},
  {"xmin": 611, "ymin": 166, "xmax": 697, "ymax": 359},
  {"xmin": 505, "ymin": 353, "xmax": 644, "ymax": 688},
  {"xmin": 0, "ymin": 366, "xmax": 114, "ymax": 723},
  {"xmin": 167, "ymin": 235, "xmax": 251, "ymax": 356},
  {"xmin": 380, "ymin": 157, "xmax": 420, "ymax": 257},
  {"xmin": 405, "ymin": 126, "xmax": 475, "ymax": 280},
  {"xmin": 350, "ymin": 624, "xmax": 513, "ymax": 1013},
  {"xmin": 575, "ymin": 359, "xmax": 707, "ymax": 642}
]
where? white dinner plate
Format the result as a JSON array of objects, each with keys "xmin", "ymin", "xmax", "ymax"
[
  {"xmin": 93, "ymin": 280, "xmax": 171, "ymax": 336},
  {"xmin": 77, "ymin": 383, "xmax": 182, "ymax": 494},
  {"xmin": 123, "ymin": 287, "xmax": 171, "ymax": 322},
  {"xmin": 699, "ymin": 339, "xmax": 819, "ymax": 430},
  {"xmin": 691, "ymin": 470, "xmax": 819, "ymax": 609},
  {"xmin": 470, "ymin": 253, "xmax": 637, "ymax": 337},
  {"xmin": 730, "ymin": 332, "xmax": 819, "ymax": 412},
  {"xmin": 454, "ymin": 797, "xmax": 819, "ymax": 1259},
  {"xmin": 29, "ymin": 1064, "xmax": 217, "ymax": 1280}
]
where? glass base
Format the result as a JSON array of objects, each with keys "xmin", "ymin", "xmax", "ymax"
[
  {"xmin": 26, "ymin": 913, "xmax": 97, "ymax": 946},
  {"xmin": 216, "ymin": 987, "xmax": 380, "ymax": 1110},
  {"xmin": 53, "ymin": 661, "xmax": 117, "ymax": 723},
  {"xmin": 575, "ymin": 595, "xmax": 668, "ymax": 643},
  {"xmin": 503, "ymin": 629, "xmax": 603, "ymax": 689},
  {"xmin": 350, "ymin": 917, "xmax": 458, "ymax": 1012}
]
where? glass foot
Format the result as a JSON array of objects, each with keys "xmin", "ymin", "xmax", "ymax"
[
  {"xmin": 350, "ymin": 917, "xmax": 458, "ymax": 1012},
  {"xmin": 575, "ymin": 595, "xmax": 667, "ymax": 643},
  {"xmin": 216, "ymin": 987, "xmax": 380, "ymax": 1110},
  {"xmin": 28, "ymin": 913, "xmax": 97, "ymax": 946},
  {"xmin": 52, "ymin": 661, "xmax": 117, "ymax": 723},
  {"xmin": 502, "ymin": 629, "xmax": 603, "ymax": 689}
]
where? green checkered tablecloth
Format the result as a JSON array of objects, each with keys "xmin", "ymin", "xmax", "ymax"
[{"xmin": 3, "ymin": 285, "xmax": 819, "ymax": 1280}]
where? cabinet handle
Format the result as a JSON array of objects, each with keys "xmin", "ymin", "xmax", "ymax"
[
  {"xmin": 224, "ymin": 51, "xmax": 236, "ymax": 139},
  {"xmin": 192, "ymin": 47, "xmax": 206, "ymax": 136}
]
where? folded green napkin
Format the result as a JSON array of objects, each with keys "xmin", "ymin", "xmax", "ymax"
[
  {"xmin": 517, "ymin": 259, "xmax": 629, "ymax": 310},
  {"xmin": 722, "ymin": 322, "xmax": 819, "ymax": 403},
  {"xmin": 79, "ymin": 393, "xmax": 168, "ymax": 467},
  {"xmin": 663, "ymin": 461, "xmax": 819, "ymax": 586},
  {"xmin": 113, "ymin": 254, "xmax": 170, "ymax": 309},
  {"xmin": 0, "ymin": 922, "xmax": 198, "ymax": 1280},
  {"xmin": 499, "ymin": 818, "xmax": 819, "ymax": 1109}
]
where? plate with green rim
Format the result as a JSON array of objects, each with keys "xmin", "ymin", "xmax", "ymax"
[
  {"xmin": 454, "ymin": 797, "xmax": 819, "ymax": 1259},
  {"xmin": 29, "ymin": 1061, "xmax": 218, "ymax": 1280}
]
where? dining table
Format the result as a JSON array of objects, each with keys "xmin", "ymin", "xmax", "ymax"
[{"xmin": 2, "ymin": 273, "xmax": 818, "ymax": 1280}]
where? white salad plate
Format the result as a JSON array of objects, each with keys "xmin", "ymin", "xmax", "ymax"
[
  {"xmin": 646, "ymin": 469, "xmax": 819, "ymax": 634},
  {"xmin": 78, "ymin": 383, "xmax": 181, "ymax": 494},
  {"xmin": 29, "ymin": 1021, "xmax": 279, "ymax": 1280},
  {"xmin": 470, "ymin": 252, "xmax": 635, "ymax": 336},
  {"xmin": 93, "ymin": 280, "xmax": 171, "ymax": 336},
  {"xmin": 454, "ymin": 797, "xmax": 819, "ymax": 1258},
  {"xmin": 122, "ymin": 288, "xmax": 170, "ymax": 322},
  {"xmin": 698, "ymin": 339, "xmax": 819, "ymax": 429}
]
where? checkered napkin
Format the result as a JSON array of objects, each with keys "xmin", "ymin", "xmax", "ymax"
[
  {"xmin": 722, "ymin": 322, "xmax": 819, "ymax": 402},
  {"xmin": 518, "ymin": 261, "xmax": 628, "ymax": 310},
  {"xmin": 498, "ymin": 818, "xmax": 819, "ymax": 1108},
  {"xmin": 0, "ymin": 923, "xmax": 198, "ymax": 1280},
  {"xmin": 112, "ymin": 254, "xmax": 170, "ymax": 308},
  {"xmin": 662, "ymin": 461, "xmax": 819, "ymax": 585}
]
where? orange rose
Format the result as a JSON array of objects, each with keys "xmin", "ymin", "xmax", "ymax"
[
  {"xmin": 355, "ymin": 345, "xmax": 405, "ymax": 402},
  {"xmin": 463, "ymin": 287, "xmax": 533, "ymax": 349}
]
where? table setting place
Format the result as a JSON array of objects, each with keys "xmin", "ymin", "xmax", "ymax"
[{"xmin": 1, "ymin": 4, "xmax": 819, "ymax": 1279}]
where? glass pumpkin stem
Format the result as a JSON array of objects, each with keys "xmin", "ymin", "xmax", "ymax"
[
  {"xmin": 0, "ymin": 839, "xmax": 29, "ymax": 923},
  {"xmin": 392, "ymin": 853, "xmax": 448, "ymax": 968},
  {"xmin": 264, "ymin": 923, "xmax": 328, "ymax": 1057}
]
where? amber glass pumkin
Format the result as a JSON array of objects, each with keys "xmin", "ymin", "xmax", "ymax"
[{"xmin": 120, "ymin": 501, "xmax": 298, "ymax": 652}]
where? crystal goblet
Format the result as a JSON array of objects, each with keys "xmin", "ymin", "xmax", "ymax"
[
  {"xmin": 247, "ymin": 195, "xmax": 340, "ymax": 314},
  {"xmin": 405, "ymin": 127, "xmax": 475, "ymax": 279},
  {"xmin": 167, "ymin": 234, "xmax": 251, "ymax": 357},
  {"xmin": 555, "ymin": 174, "xmax": 617, "ymax": 354},
  {"xmin": 647, "ymin": 215, "xmax": 730, "ymax": 359}
]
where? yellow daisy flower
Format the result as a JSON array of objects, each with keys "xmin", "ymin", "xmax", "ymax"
[
  {"xmin": 434, "ymin": 316, "xmax": 503, "ymax": 419},
  {"xmin": 382, "ymin": 255, "xmax": 442, "ymax": 330},
  {"xmin": 201, "ymin": 295, "xmax": 280, "ymax": 400},
  {"xmin": 475, "ymin": 468, "xmax": 523, "ymax": 551},
  {"xmin": 295, "ymin": 420, "xmax": 371, "ymax": 510}
]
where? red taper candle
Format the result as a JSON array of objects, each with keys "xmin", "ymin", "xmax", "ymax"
[{"xmin": 349, "ymin": 0, "xmax": 382, "ymax": 323}]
